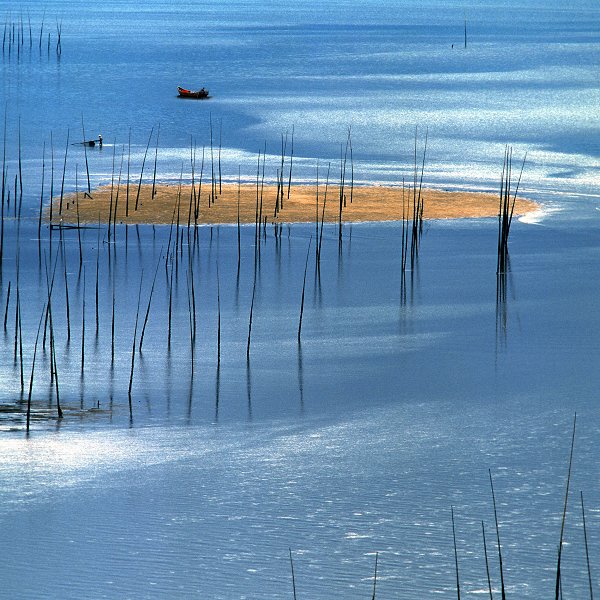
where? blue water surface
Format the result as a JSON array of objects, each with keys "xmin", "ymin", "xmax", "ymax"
[{"xmin": 0, "ymin": 1, "xmax": 599, "ymax": 598}]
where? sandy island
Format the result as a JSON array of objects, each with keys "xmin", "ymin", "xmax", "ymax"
[{"xmin": 50, "ymin": 183, "xmax": 538, "ymax": 226}]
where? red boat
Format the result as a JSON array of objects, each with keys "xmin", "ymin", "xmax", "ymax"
[{"xmin": 178, "ymin": 86, "xmax": 209, "ymax": 99}]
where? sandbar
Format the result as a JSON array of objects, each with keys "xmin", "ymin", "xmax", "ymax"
[{"xmin": 50, "ymin": 183, "xmax": 538, "ymax": 226}]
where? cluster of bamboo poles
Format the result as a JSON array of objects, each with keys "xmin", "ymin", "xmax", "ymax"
[
  {"xmin": 2, "ymin": 11, "xmax": 62, "ymax": 59},
  {"xmin": 1, "ymin": 115, "xmax": 596, "ymax": 596},
  {"xmin": 2, "ymin": 116, "xmax": 529, "ymax": 436},
  {"xmin": 451, "ymin": 415, "xmax": 594, "ymax": 599},
  {"xmin": 1, "ymin": 116, "xmax": 327, "ymax": 431},
  {"xmin": 495, "ymin": 147, "xmax": 526, "ymax": 348},
  {"xmin": 286, "ymin": 433, "xmax": 597, "ymax": 600},
  {"xmin": 497, "ymin": 146, "xmax": 526, "ymax": 276},
  {"xmin": 399, "ymin": 127, "xmax": 427, "ymax": 303},
  {"xmin": 48, "ymin": 116, "xmax": 225, "ymax": 230},
  {"xmin": 1, "ymin": 115, "xmax": 437, "ymax": 432}
]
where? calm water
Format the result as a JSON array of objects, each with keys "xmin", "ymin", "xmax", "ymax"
[{"xmin": 1, "ymin": 1, "xmax": 599, "ymax": 598}]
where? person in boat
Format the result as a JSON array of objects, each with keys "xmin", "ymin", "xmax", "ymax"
[{"xmin": 98, "ymin": 134, "xmax": 103, "ymax": 147}]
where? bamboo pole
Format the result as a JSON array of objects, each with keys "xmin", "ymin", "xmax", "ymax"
[
  {"xmin": 371, "ymin": 552, "xmax": 378, "ymax": 600},
  {"xmin": 128, "ymin": 272, "xmax": 144, "ymax": 399},
  {"xmin": 114, "ymin": 144, "xmax": 124, "ymax": 240},
  {"xmin": 58, "ymin": 128, "xmax": 69, "ymax": 215},
  {"xmin": 126, "ymin": 128, "xmax": 131, "ymax": 216},
  {"xmin": 27, "ymin": 302, "xmax": 48, "ymax": 433},
  {"xmin": 152, "ymin": 123, "xmax": 160, "ymax": 199},
  {"xmin": 452, "ymin": 506, "xmax": 461, "ymax": 600},
  {"xmin": 1, "ymin": 109, "xmax": 7, "ymax": 266},
  {"xmin": 49, "ymin": 131, "xmax": 54, "ymax": 224},
  {"xmin": 108, "ymin": 138, "xmax": 116, "ymax": 241},
  {"xmin": 81, "ymin": 267, "xmax": 86, "ymax": 375},
  {"xmin": 39, "ymin": 10, "xmax": 44, "ymax": 51},
  {"xmin": 349, "ymin": 128, "xmax": 354, "ymax": 204},
  {"xmin": 44, "ymin": 258, "xmax": 62, "ymax": 417},
  {"xmin": 196, "ymin": 145, "xmax": 204, "ymax": 223},
  {"xmin": 237, "ymin": 165, "xmax": 241, "ymax": 267},
  {"xmin": 111, "ymin": 282, "xmax": 115, "ymax": 366},
  {"xmin": 138, "ymin": 250, "xmax": 162, "ymax": 352},
  {"xmin": 17, "ymin": 118, "xmax": 23, "ymax": 218},
  {"xmin": 190, "ymin": 262, "xmax": 197, "ymax": 343},
  {"xmin": 55, "ymin": 19, "xmax": 62, "ymax": 55},
  {"xmin": 38, "ymin": 140, "xmax": 46, "ymax": 240},
  {"xmin": 51, "ymin": 317, "xmax": 61, "ymax": 417},
  {"xmin": 287, "ymin": 125, "xmax": 294, "ymax": 200},
  {"xmin": 246, "ymin": 269, "xmax": 257, "ymax": 362},
  {"xmin": 315, "ymin": 161, "xmax": 320, "ymax": 247},
  {"xmin": 95, "ymin": 219, "xmax": 100, "ymax": 336},
  {"xmin": 81, "ymin": 115, "xmax": 92, "ymax": 197},
  {"xmin": 186, "ymin": 271, "xmax": 195, "ymax": 375},
  {"xmin": 188, "ymin": 136, "xmax": 195, "ymax": 229},
  {"xmin": 3, "ymin": 281, "xmax": 10, "ymax": 331},
  {"xmin": 216, "ymin": 261, "xmax": 221, "ymax": 365},
  {"xmin": 218, "ymin": 118, "xmax": 222, "ymax": 196},
  {"xmin": 13, "ymin": 283, "xmax": 20, "ymax": 363},
  {"xmin": 482, "ymin": 521, "xmax": 493, "ymax": 600},
  {"xmin": 317, "ymin": 162, "xmax": 331, "ymax": 265},
  {"xmin": 489, "ymin": 470, "xmax": 506, "ymax": 600},
  {"xmin": 210, "ymin": 114, "xmax": 215, "ymax": 203},
  {"xmin": 289, "ymin": 548, "xmax": 297, "ymax": 600},
  {"xmin": 167, "ymin": 256, "xmax": 174, "ymax": 350},
  {"xmin": 298, "ymin": 237, "xmax": 312, "ymax": 342},
  {"xmin": 555, "ymin": 413, "xmax": 577, "ymax": 600},
  {"xmin": 135, "ymin": 126, "xmax": 154, "ymax": 210},
  {"xmin": 64, "ymin": 247, "xmax": 71, "ymax": 342},
  {"xmin": 259, "ymin": 143, "xmax": 266, "ymax": 244},
  {"xmin": 76, "ymin": 165, "xmax": 83, "ymax": 269},
  {"xmin": 17, "ymin": 289, "xmax": 23, "ymax": 391},
  {"xmin": 580, "ymin": 491, "xmax": 594, "ymax": 600}
]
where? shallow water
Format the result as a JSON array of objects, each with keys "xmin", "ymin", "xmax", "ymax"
[{"xmin": 1, "ymin": 1, "xmax": 599, "ymax": 597}]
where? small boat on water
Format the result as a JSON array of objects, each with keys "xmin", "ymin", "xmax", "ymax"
[
  {"xmin": 177, "ymin": 86, "xmax": 209, "ymax": 99},
  {"xmin": 73, "ymin": 134, "xmax": 103, "ymax": 147}
]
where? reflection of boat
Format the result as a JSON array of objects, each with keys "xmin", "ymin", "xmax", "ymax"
[{"xmin": 177, "ymin": 86, "xmax": 209, "ymax": 99}]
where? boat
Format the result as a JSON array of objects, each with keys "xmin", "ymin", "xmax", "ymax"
[
  {"xmin": 73, "ymin": 134, "xmax": 103, "ymax": 147},
  {"xmin": 177, "ymin": 86, "xmax": 209, "ymax": 99}
]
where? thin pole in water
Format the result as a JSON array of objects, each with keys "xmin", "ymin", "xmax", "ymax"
[
  {"xmin": 59, "ymin": 128, "xmax": 69, "ymax": 215},
  {"xmin": 489, "ymin": 470, "xmax": 506, "ymax": 600},
  {"xmin": 482, "ymin": 521, "xmax": 493, "ymax": 600},
  {"xmin": 371, "ymin": 552, "xmax": 378, "ymax": 600},
  {"xmin": 135, "ymin": 126, "xmax": 154, "ymax": 211},
  {"xmin": 128, "ymin": 271, "xmax": 144, "ymax": 400},
  {"xmin": 81, "ymin": 267, "xmax": 86, "ymax": 376},
  {"xmin": 580, "ymin": 491, "xmax": 594, "ymax": 600},
  {"xmin": 289, "ymin": 548, "xmax": 297, "ymax": 600},
  {"xmin": 216, "ymin": 261, "xmax": 221, "ymax": 365},
  {"xmin": 38, "ymin": 140, "xmax": 46, "ymax": 241},
  {"xmin": 555, "ymin": 414, "xmax": 577, "ymax": 600},
  {"xmin": 237, "ymin": 165, "xmax": 241, "ymax": 267},
  {"xmin": 152, "ymin": 123, "xmax": 160, "ymax": 199},
  {"xmin": 246, "ymin": 269, "xmax": 257, "ymax": 362},
  {"xmin": 287, "ymin": 124, "xmax": 294, "ymax": 200},
  {"xmin": 452, "ymin": 506, "xmax": 461, "ymax": 600},
  {"xmin": 81, "ymin": 115, "xmax": 92, "ymax": 197},
  {"xmin": 27, "ymin": 302, "xmax": 48, "ymax": 433},
  {"xmin": 126, "ymin": 128, "xmax": 131, "ymax": 217},
  {"xmin": 138, "ymin": 250, "xmax": 162, "ymax": 352},
  {"xmin": 297, "ymin": 236, "xmax": 312, "ymax": 342}
]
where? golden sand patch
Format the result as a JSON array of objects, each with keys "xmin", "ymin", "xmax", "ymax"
[{"xmin": 50, "ymin": 183, "xmax": 538, "ymax": 226}]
